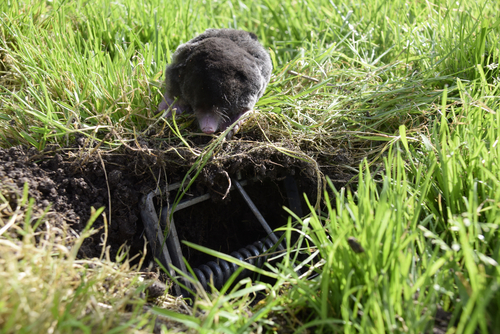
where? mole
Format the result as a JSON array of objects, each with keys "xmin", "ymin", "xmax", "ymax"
[{"xmin": 157, "ymin": 29, "xmax": 272, "ymax": 135}]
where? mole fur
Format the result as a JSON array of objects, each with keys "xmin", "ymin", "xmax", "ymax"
[{"xmin": 157, "ymin": 29, "xmax": 272, "ymax": 134}]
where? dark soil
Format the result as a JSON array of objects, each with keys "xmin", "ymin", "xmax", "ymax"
[{"xmin": 0, "ymin": 138, "xmax": 351, "ymax": 269}]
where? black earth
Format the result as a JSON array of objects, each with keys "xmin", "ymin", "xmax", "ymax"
[{"xmin": 0, "ymin": 139, "xmax": 350, "ymax": 267}]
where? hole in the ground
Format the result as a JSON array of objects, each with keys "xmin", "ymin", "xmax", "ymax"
[
  {"xmin": 2, "ymin": 146, "xmax": 333, "ymax": 278},
  {"xmin": 153, "ymin": 174, "xmax": 313, "ymax": 269}
]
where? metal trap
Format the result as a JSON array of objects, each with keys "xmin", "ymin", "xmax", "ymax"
[{"xmin": 139, "ymin": 174, "xmax": 302, "ymax": 296}]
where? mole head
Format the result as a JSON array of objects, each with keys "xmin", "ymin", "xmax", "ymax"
[
  {"xmin": 176, "ymin": 37, "xmax": 263, "ymax": 134},
  {"xmin": 186, "ymin": 79, "xmax": 233, "ymax": 134},
  {"xmin": 191, "ymin": 96, "xmax": 251, "ymax": 134}
]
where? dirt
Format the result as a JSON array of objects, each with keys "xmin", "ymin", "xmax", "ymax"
[{"xmin": 0, "ymin": 135, "xmax": 351, "ymax": 268}]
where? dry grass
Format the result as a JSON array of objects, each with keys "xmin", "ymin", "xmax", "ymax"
[{"xmin": 0, "ymin": 185, "xmax": 191, "ymax": 333}]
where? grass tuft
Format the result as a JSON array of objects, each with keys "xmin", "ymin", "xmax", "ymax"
[{"xmin": 0, "ymin": 186, "xmax": 191, "ymax": 333}]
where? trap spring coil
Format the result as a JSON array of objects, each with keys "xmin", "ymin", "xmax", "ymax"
[{"xmin": 192, "ymin": 237, "xmax": 277, "ymax": 291}]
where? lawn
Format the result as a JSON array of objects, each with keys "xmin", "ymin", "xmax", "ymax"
[{"xmin": 1, "ymin": 0, "xmax": 499, "ymax": 333}]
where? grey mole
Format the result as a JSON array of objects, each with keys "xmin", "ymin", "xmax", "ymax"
[{"xmin": 158, "ymin": 29, "xmax": 272, "ymax": 134}]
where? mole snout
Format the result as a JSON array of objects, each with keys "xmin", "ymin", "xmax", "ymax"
[
  {"xmin": 196, "ymin": 110, "xmax": 222, "ymax": 134},
  {"xmin": 158, "ymin": 29, "xmax": 272, "ymax": 135}
]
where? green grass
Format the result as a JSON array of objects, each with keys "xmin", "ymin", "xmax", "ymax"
[{"xmin": 1, "ymin": 0, "xmax": 500, "ymax": 333}]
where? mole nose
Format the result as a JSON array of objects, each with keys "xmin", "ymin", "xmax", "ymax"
[
  {"xmin": 197, "ymin": 111, "xmax": 220, "ymax": 134},
  {"xmin": 201, "ymin": 127, "xmax": 216, "ymax": 134}
]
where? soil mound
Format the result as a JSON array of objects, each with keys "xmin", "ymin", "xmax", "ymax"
[{"xmin": 1, "ymin": 139, "xmax": 348, "ymax": 267}]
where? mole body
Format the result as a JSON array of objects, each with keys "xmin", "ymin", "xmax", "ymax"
[{"xmin": 158, "ymin": 29, "xmax": 272, "ymax": 134}]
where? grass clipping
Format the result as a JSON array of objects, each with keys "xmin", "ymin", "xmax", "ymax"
[{"xmin": 0, "ymin": 185, "xmax": 189, "ymax": 333}]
